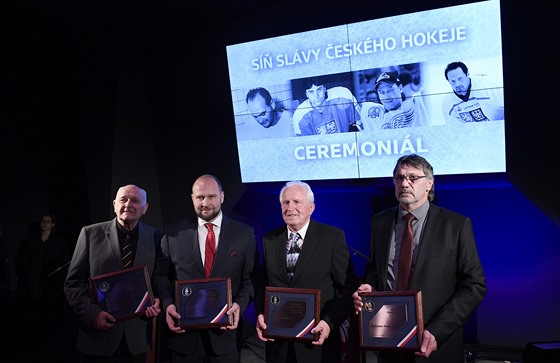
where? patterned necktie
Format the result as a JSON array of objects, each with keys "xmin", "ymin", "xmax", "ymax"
[
  {"xmin": 122, "ymin": 233, "xmax": 133, "ymax": 269},
  {"xmin": 397, "ymin": 213, "xmax": 415, "ymax": 290},
  {"xmin": 204, "ymin": 223, "xmax": 216, "ymax": 278},
  {"xmin": 286, "ymin": 232, "xmax": 301, "ymax": 281}
]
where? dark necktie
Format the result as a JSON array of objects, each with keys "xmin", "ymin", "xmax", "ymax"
[
  {"xmin": 122, "ymin": 233, "xmax": 133, "ymax": 269},
  {"xmin": 397, "ymin": 213, "xmax": 415, "ymax": 290},
  {"xmin": 286, "ymin": 232, "xmax": 301, "ymax": 281},
  {"xmin": 204, "ymin": 223, "xmax": 216, "ymax": 278}
]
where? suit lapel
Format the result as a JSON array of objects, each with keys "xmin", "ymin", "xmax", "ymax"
[
  {"xmin": 291, "ymin": 221, "xmax": 319, "ymax": 284},
  {"xmin": 188, "ymin": 222, "xmax": 205, "ymax": 276},
  {"xmin": 411, "ymin": 205, "xmax": 441, "ymax": 288},
  {"xmin": 106, "ymin": 220, "xmax": 122, "ymax": 269},
  {"xmin": 211, "ymin": 217, "xmax": 230, "ymax": 277},
  {"xmin": 378, "ymin": 208, "xmax": 397, "ymax": 289},
  {"xmin": 271, "ymin": 230, "xmax": 290, "ymax": 284},
  {"xmin": 135, "ymin": 222, "xmax": 148, "ymax": 266}
]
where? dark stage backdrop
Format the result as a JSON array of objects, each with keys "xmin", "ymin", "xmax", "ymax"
[{"xmin": 1, "ymin": 0, "xmax": 558, "ymax": 352}]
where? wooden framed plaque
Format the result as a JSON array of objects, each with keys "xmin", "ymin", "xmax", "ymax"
[
  {"xmin": 175, "ymin": 277, "xmax": 232, "ymax": 329},
  {"xmin": 263, "ymin": 287, "xmax": 320, "ymax": 341},
  {"xmin": 359, "ymin": 290, "xmax": 423, "ymax": 351},
  {"xmin": 90, "ymin": 265, "xmax": 154, "ymax": 321}
]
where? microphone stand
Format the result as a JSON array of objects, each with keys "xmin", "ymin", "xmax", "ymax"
[
  {"xmin": 348, "ymin": 246, "xmax": 368, "ymax": 260},
  {"xmin": 345, "ymin": 245, "xmax": 369, "ymax": 363},
  {"xmin": 48, "ymin": 260, "xmax": 71, "ymax": 278}
]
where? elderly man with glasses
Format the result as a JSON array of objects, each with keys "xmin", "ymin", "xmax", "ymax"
[{"xmin": 352, "ymin": 154, "xmax": 487, "ymax": 363}]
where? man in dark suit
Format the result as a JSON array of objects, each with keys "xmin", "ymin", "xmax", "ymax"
[
  {"xmin": 255, "ymin": 180, "xmax": 359, "ymax": 363},
  {"xmin": 64, "ymin": 184, "xmax": 162, "ymax": 363},
  {"xmin": 353, "ymin": 154, "xmax": 487, "ymax": 363},
  {"xmin": 153, "ymin": 174, "xmax": 257, "ymax": 363}
]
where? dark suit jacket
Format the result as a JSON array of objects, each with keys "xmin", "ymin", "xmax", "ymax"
[
  {"xmin": 365, "ymin": 203, "xmax": 487, "ymax": 363},
  {"xmin": 153, "ymin": 215, "xmax": 257, "ymax": 356},
  {"xmin": 19, "ymin": 231, "xmax": 69, "ymax": 301},
  {"xmin": 64, "ymin": 218, "xmax": 161, "ymax": 356},
  {"xmin": 255, "ymin": 219, "xmax": 359, "ymax": 362}
]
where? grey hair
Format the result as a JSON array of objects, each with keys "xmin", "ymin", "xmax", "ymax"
[{"xmin": 279, "ymin": 180, "xmax": 314, "ymax": 204}]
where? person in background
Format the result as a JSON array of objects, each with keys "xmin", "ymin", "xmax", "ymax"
[
  {"xmin": 353, "ymin": 154, "xmax": 487, "ymax": 362},
  {"xmin": 64, "ymin": 185, "xmax": 162, "ymax": 363},
  {"xmin": 18, "ymin": 214, "xmax": 69, "ymax": 305},
  {"xmin": 239, "ymin": 87, "xmax": 295, "ymax": 140},
  {"xmin": 255, "ymin": 180, "xmax": 359, "ymax": 363},
  {"xmin": 360, "ymin": 71, "xmax": 428, "ymax": 131},
  {"xmin": 15, "ymin": 213, "xmax": 69, "ymax": 358},
  {"xmin": 441, "ymin": 61, "xmax": 504, "ymax": 124},
  {"xmin": 153, "ymin": 174, "xmax": 257, "ymax": 363},
  {"xmin": 364, "ymin": 88, "xmax": 380, "ymax": 103},
  {"xmin": 399, "ymin": 63, "xmax": 423, "ymax": 100},
  {"xmin": 295, "ymin": 77, "xmax": 360, "ymax": 136}
]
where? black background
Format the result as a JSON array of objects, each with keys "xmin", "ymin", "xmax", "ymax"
[{"xmin": 1, "ymin": 0, "xmax": 557, "ymax": 242}]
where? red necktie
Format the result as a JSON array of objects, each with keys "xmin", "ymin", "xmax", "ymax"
[
  {"xmin": 204, "ymin": 223, "xmax": 216, "ymax": 278},
  {"xmin": 397, "ymin": 213, "xmax": 415, "ymax": 290}
]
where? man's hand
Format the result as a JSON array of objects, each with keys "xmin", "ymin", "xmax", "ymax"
[
  {"xmin": 91, "ymin": 311, "xmax": 116, "ymax": 330},
  {"xmin": 415, "ymin": 329, "xmax": 437, "ymax": 358},
  {"xmin": 311, "ymin": 320, "xmax": 331, "ymax": 345},
  {"xmin": 352, "ymin": 283, "xmax": 373, "ymax": 313},
  {"xmin": 256, "ymin": 314, "xmax": 272, "ymax": 342},
  {"xmin": 145, "ymin": 298, "xmax": 161, "ymax": 318},
  {"xmin": 222, "ymin": 302, "xmax": 240, "ymax": 330},
  {"xmin": 165, "ymin": 304, "xmax": 185, "ymax": 334}
]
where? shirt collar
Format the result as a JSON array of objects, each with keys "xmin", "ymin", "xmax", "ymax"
[
  {"xmin": 399, "ymin": 200, "xmax": 430, "ymax": 222},
  {"xmin": 116, "ymin": 220, "xmax": 139, "ymax": 239},
  {"xmin": 287, "ymin": 219, "xmax": 311, "ymax": 240},
  {"xmin": 198, "ymin": 211, "xmax": 223, "ymax": 229}
]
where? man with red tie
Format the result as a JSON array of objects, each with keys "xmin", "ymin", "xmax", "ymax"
[
  {"xmin": 352, "ymin": 154, "xmax": 487, "ymax": 363},
  {"xmin": 154, "ymin": 174, "xmax": 257, "ymax": 363}
]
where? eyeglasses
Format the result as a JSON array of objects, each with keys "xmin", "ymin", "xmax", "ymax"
[{"xmin": 393, "ymin": 174, "xmax": 427, "ymax": 184}]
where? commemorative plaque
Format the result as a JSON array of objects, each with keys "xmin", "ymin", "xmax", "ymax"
[
  {"xmin": 359, "ymin": 290, "xmax": 423, "ymax": 351},
  {"xmin": 264, "ymin": 287, "xmax": 320, "ymax": 341},
  {"xmin": 90, "ymin": 265, "xmax": 154, "ymax": 321},
  {"xmin": 175, "ymin": 277, "xmax": 232, "ymax": 329}
]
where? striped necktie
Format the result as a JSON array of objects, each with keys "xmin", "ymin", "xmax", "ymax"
[
  {"xmin": 122, "ymin": 233, "xmax": 134, "ymax": 269},
  {"xmin": 286, "ymin": 232, "xmax": 301, "ymax": 281}
]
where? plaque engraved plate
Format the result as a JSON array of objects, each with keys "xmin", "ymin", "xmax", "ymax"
[
  {"xmin": 90, "ymin": 265, "xmax": 154, "ymax": 321},
  {"xmin": 359, "ymin": 290, "xmax": 423, "ymax": 351},
  {"xmin": 264, "ymin": 287, "xmax": 320, "ymax": 341},
  {"xmin": 175, "ymin": 277, "xmax": 232, "ymax": 329},
  {"xmin": 369, "ymin": 304, "xmax": 407, "ymax": 338}
]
